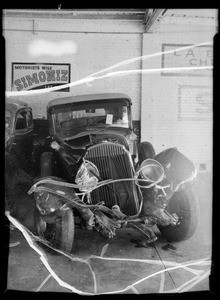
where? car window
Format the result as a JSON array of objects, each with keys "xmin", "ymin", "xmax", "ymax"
[
  {"xmin": 26, "ymin": 109, "xmax": 33, "ymax": 128},
  {"xmin": 15, "ymin": 109, "xmax": 28, "ymax": 130},
  {"xmin": 53, "ymin": 101, "xmax": 129, "ymax": 134}
]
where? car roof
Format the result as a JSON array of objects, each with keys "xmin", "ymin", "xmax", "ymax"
[
  {"xmin": 47, "ymin": 93, "xmax": 131, "ymax": 109},
  {"xmin": 6, "ymin": 97, "xmax": 29, "ymax": 113}
]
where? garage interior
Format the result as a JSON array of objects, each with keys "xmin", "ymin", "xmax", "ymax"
[{"xmin": 3, "ymin": 8, "xmax": 217, "ymax": 295}]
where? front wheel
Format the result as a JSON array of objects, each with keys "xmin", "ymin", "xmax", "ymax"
[
  {"xmin": 157, "ymin": 185, "xmax": 200, "ymax": 242},
  {"xmin": 35, "ymin": 209, "xmax": 75, "ymax": 252}
]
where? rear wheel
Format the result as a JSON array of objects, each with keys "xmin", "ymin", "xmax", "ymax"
[{"xmin": 158, "ymin": 185, "xmax": 200, "ymax": 242}]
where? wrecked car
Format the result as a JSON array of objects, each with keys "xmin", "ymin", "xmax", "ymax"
[
  {"xmin": 5, "ymin": 98, "xmax": 48, "ymax": 211},
  {"xmin": 28, "ymin": 93, "xmax": 199, "ymax": 252}
]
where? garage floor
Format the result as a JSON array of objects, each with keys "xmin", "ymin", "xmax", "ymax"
[{"xmin": 3, "ymin": 172, "xmax": 212, "ymax": 295}]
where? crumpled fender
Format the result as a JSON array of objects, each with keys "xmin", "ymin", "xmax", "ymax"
[
  {"xmin": 93, "ymin": 209, "xmax": 121, "ymax": 239},
  {"xmin": 28, "ymin": 177, "xmax": 123, "ymax": 227},
  {"xmin": 155, "ymin": 148, "xmax": 197, "ymax": 191}
]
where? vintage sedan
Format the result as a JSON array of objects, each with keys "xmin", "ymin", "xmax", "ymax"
[
  {"xmin": 41, "ymin": 93, "xmax": 140, "ymax": 179},
  {"xmin": 29, "ymin": 93, "xmax": 199, "ymax": 252},
  {"xmin": 5, "ymin": 98, "xmax": 47, "ymax": 210}
]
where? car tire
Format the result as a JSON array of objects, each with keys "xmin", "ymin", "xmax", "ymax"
[
  {"xmin": 54, "ymin": 209, "xmax": 75, "ymax": 252},
  {"xmin": 157, "ymin": 184, "xmax": 200, "ymax": 242},
  {"xmin": 138, "ymin": 141, "xmax": 156, "ymax": 165}
]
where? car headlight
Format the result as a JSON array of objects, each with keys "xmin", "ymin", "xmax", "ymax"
[
  {"xmin": 129, "ymin": 132, "xmax": 137, "ymax": 141},
  {"xmin": 75, "ymin": 159, "xmax": 100, "ymax": 192},
  {"xmin": 139, "ymin": 159, "xmax": 164, "ymax": 183},
  {"xmin": 51, "ymin": 141, "xmax": 60, "ymax": 150}
]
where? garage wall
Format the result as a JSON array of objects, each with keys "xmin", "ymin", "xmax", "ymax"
[
  {"xmin": 4, "ymin": 9, "xmax": 217, "ymax": 172},
  {"xmin": 141, "ymin": 30, "xmax": 215, "ymax": 171},
  {"xmin": 3, "ymin": 14, "xmax": 143, "ymax": 120}
]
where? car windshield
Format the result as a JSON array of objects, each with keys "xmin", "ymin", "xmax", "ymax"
[{"xmin": 52, "ymin": 100, "xmax": 130, "ymax": 138}]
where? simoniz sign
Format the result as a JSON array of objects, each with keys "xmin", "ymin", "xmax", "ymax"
[{"xmin": 12, "ymin": 63, "xmax": 70, "ymax": 91}]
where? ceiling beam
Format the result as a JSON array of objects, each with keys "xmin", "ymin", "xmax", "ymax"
[
  {"xmin": 144, "ymin": 9, "xmax": 154, "ymax": 24},
  {"xmin": 144, "ymin": 9, "xmax": 167, "ymax": 32},
  {"xmin": 3, "ymin": 9, "xmax": 146, "ymax": 20}
]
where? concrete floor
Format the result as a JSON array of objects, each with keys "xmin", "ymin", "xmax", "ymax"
[{"xmin": 3, "ymin": 172, "xmax": 213, "ymax": 295}]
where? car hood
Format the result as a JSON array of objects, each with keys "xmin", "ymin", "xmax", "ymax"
[{"xmin": 59, "ymin": 126, "xmax": 132, "ymax": 150}]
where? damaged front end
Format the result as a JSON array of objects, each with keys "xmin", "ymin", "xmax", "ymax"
[{"xmin": 28, "ymin": 144, "xmax": 198, "ymax": 251}]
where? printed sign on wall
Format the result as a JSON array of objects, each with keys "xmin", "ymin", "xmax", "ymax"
[
  {"xmin": 178, "ymin": 85, "xmax": 212, "ymax": 121},
  {"xmin": 161, "ymin": 44, "xmax": 213, "ymax": 76},
  {"xmin": 12, "ymin": 63, "xmax": 71, "ymax": 91}
]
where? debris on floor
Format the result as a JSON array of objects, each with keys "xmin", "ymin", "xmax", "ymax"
[
  {"xmin": 9, "ymin": 241, "xmax": 20, "ymax": 248},
  {"xmin": 6, "ymin": 211, "xmax": 211, "ymax": 294},
  {"xmin": 162, "ymin": 243, "xmax": 176, "ymax": 251}
]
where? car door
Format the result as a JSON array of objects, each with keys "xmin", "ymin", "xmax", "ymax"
[{"xmin": 10, "ymin": 108, "xmax": 34, "ymax": 174}]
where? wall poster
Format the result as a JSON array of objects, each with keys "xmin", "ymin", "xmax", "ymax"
[
  {"xmin": 161, "ymin": 44, "xmax": 213, "ymax": 76},
  {"xmin": 178, "ymin": 85, "xmax": 212, "ymax": 121},
  {"xmin": 11, "ymin": 63, "xmax": 71, "ymax": 92}
]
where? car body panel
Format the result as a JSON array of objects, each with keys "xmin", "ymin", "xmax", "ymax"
[
  {"xmin": 5, "ymin": 98, "xmax": 34, "ymax": 174},
  {"xmin": 47, "ymin": 93, "xmax": 132, "ymax": 110},
  {"xmin": 47, "ymin": 93, "xmax": 137, "ymax": 159},
  {"xmin": 43, "ymin": 94, "xmax": 139, "ymax": 213}
]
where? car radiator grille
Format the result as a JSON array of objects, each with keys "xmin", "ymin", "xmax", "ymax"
[{"xmin": 85, "ymin": 142, "xmax": 139, "ymax": 216}]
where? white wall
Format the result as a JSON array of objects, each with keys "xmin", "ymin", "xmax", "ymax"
[
  {"xmin": 141, "ymin": 30, "xmax": 215, "ymax": 171},
  {"xmin": 4, "ymin": 15, "xmax": 143, "ymax": 119},
  {"xmin": 4, "ymin": 10, "xmax": 217, "ymax": 171}
]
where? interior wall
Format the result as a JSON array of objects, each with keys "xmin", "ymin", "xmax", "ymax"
[
  {"xmin": 141, "ymin": 29, "xmax": 215, "ymax": 171},
  {"xmin": 4, "ymin": 15, "xmax": 143, "ymax": 120}
]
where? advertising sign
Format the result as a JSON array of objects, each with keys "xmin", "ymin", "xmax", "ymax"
[
  {"xmin": 12, "ymin": 63, "xmax": 71, "ymax": 91},
  {"xmin": 178, "ymin": 85, "xmax": 212, "ymax": 121},
  {"xmin": 161, "ymin": 44, "xmax": 213, "ymax": 76}
]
